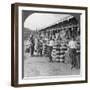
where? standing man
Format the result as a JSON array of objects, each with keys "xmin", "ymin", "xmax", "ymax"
[
  {"xmin": 29, "ymin": 35, "xmax": 35, "ymax": 56},
  {"xmin": 68, "ymin": 37, "xmax": 77, "ymax": 69},
  {"xmin": 37, "ymin": 37, "xmax": 43, "ymax": 56},
  {"xmin": 48, "ymin": 37, "xmax": 54, "ymax": 62}
]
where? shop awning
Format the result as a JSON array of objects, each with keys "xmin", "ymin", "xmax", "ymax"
[{"xmin": 24, "ymin": 13, "xmax": 72, "ymax": 31}]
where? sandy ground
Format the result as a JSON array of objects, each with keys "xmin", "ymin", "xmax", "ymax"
[{"xmin": 24, "ymin": 53, "xmax": 80, "ymax": 78}]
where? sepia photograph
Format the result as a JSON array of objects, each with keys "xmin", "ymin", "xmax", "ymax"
[{"xmin": 11, "ymin": 3, "xmax": 87, "ymax": 87}]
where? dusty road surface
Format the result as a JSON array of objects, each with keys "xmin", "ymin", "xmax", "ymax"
[{"xmin": 24, "ymin": 53, "xmax": 80, "ymax": 78}]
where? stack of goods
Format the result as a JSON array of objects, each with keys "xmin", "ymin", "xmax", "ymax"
[
  {"xmin": 59, "ymin": 41, "xmax": 68, "ymax": 62},
  {"xmin": 54, "ymin": 45, "xmax": 60, "ymax": 62},
  {"xmin": 42, "ymin": 43, "xmax": 48, "ymax": 56},
  {"xmin": 52, "ymin": 39, "xmax": 68, "ymax": 62},
  {"xmin": 51, "ymin": 40, "xmax": 59, "ymax": 62},
  {"xmin": 76, "ymin": 42, "xmax": 80, "ymax": 54}
]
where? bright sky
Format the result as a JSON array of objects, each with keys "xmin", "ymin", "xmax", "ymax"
[{"xmin": 24, "ymin": 13, "xmax": 71, "ymax": 30}]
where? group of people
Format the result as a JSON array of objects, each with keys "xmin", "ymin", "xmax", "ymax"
[
  {"xmin": 29, "ymin": 35, "xmax": 43, "ymax": 57},
  {"xmin": 28, "ymin": 31, "xmax": 80, "ymax": 69}
]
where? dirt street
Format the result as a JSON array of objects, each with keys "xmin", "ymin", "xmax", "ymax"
[{"xmin": 24, "ymin": 53, "xmax": 80, "ymax": 77}]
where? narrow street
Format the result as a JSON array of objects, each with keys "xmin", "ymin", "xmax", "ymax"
[{"xmin": 24, "ymin": 53, "xmax": 80, "ymax": 77}]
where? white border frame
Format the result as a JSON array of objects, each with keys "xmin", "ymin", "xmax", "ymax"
[{"xmin": 18, "ymin": 6, "xmax": 86, "ymax": 84}]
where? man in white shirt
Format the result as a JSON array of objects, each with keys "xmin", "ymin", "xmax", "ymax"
[
  {"xmin": 49, "ymin": 39, "xmax": 54, "ymax": 47},
  {"xmin": 68, "ymin": 39, "xmax": 77, "ymax": 49},
  {"xmin": 68, "ymin": 38, "xmax": 77, "ymax": 69}
]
